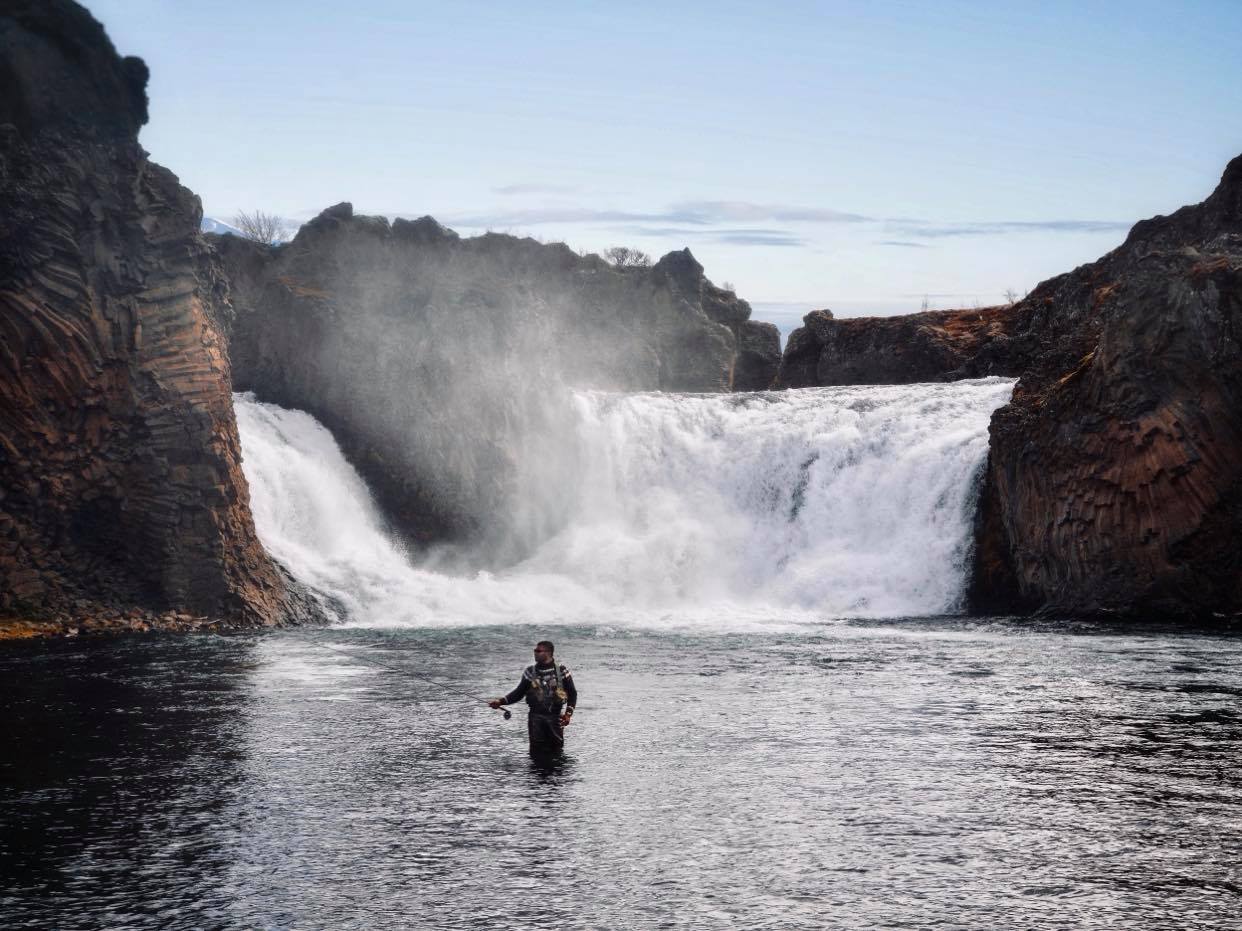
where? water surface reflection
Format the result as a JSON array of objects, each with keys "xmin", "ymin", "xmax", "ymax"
[{"xmin": 1, "ymin": 621, "xmax": 1239, "ymax": 929}]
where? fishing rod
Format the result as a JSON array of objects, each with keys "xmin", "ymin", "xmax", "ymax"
[{"xmin": 301, "ymin": 638, "xmax": 513, "ymax": 719}]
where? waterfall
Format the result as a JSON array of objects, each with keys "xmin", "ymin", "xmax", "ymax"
[{"xmin": 233, "ymin": 378, "xmax": 1014, "ymax": 629}]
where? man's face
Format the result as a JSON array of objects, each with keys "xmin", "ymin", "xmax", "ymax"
[{"xmin": 533, "ymin": 644, "xmax": 552, "ymax": 665}]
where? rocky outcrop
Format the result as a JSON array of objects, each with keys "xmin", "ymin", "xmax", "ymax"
[
  {"xmin": 970, "ymin": 156, "xmax": 1242, "ymax": 620},
  {"xmin": 216, "ymin": 206, "xmax": 780, "ymax": 561},
  {"xmin": 775, "ymin": 304, "xmax": 1025, "ymax": 387},
  {"xmin": 0, "ymin": 0, "xmax": 318, "ymax": 633},
  {"xmin": 769, "ymin": 156, "xmax": 1242, "ymax": 621}
]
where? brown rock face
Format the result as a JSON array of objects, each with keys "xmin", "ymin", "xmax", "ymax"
[
  {"xmin": 768, "ymin": 155, "xmax": 1242, "ymax": 621},
  {"xmin": 775, "ymin": 304, "xmax": 1025, "ymax": 388},
  {"xmin": 216, "ymin": 207, "xmax": 780, "ymax": 561},
  {"xmin": 972, "ymin": 156, "xmax": 1242, "ymax": 619},
  {"xmin": 0, "ymin": 0, "xmax": 316, "ymax": 630}
]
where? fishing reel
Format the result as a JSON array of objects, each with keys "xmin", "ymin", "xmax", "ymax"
[{"xmin": 501, "ymin": 708, "xmax": 512, "ymax": 720}]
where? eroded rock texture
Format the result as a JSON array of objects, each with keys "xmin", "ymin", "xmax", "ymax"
[
  {"xmin": 0, "ymin": 0, "xmax": 314, "ymax": 631},
  {"xmin": 775, "ymin": 304, "xmax": 1025, "ymax": 387},
  {"xmin": 216, "ymin": 206, "xmax": 780, "ymax": 561},
  {"xmin": 972, "ymin": 156, "xmax": 1242, "ymax": 619}
]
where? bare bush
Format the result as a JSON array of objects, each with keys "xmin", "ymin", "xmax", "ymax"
[
  {"xmin": 233, "ymin": 210, "xmax": 289, "ymax": 245},
  {"xmin": 603, "ymin": 246, "xmax": 652, "ymax": 268}
]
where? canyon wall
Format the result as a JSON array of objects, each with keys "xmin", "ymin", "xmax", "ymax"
[
  {"xmin": 0, "ymin": 0, "xmax": 317, "ymax": 634},
  {"xmin": 972, "ymin": 157, "xmax": 1242, "ymax": 619},
  {"xmin": 771, "ymin": 155, "xmax": 1242, "ymax": 620}
]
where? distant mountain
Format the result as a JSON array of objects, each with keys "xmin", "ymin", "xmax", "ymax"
[{"xmin": 201, "ymin": 216, "xmax": 243, "ymax": 237}]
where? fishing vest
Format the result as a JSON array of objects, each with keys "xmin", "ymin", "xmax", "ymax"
[{"xmin": 523, "ymin": 662, "xmax": 569, "ymax": 714}]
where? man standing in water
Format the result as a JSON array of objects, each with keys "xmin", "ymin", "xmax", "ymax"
[{"xmin": 489, "ymin": 641, "xmax": 577, "ymax": 758}]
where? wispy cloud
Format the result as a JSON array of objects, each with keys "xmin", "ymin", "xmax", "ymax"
[
  {"xmin": 443, "ymin": 199, "xmax": 868, "ymax": 230},
  {"xmin": 629, "ymin": 225, "xmax": 805, "ymax": 247},
  {"xmin": 668, "ymin": 201, "xmax": 871, "ymax": 224},
  {"xmin": 392, "ymin": 197, "xmax": 1133, "ymax": 251},
  {"xmin": 443, "ymin": 207, "xmax": 712, "ymax": 228},
  {"xmin": 712, "ymin": 230, "xmax": 805, "ymax": 247},
  {"xmin": 492, "ymin": 183, "xmax": 579, "ymax": 196},
  {"xmin": 891, "ymin": 218, "xmax": 1132, "ymax": 239}
]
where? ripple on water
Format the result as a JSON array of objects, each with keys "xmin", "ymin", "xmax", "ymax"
[{"xmin": 0, "ymin": 622, "xmax": 1240, "ymax": 930}]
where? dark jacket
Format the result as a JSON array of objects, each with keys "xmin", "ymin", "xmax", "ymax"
[{"xmin": 503, "ymin": 662, "xmax": 577, "ymax": 715}]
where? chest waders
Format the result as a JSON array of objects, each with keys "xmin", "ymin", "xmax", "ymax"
[{"xmin": 525, "ymin": 663, "xmax": 567, "ymax": 756}]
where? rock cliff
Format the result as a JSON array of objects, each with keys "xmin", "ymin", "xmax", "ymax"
[
  {"xmin": 775, "ymin": 304, "xmax": 1025, "ymax": 388},
  {"xmin": 0, "ymin": 0, "xmax": 317, "ymax": 634},
  {"xmin": 771, "ymin": 156, "xmax": 1242, "ymax": 621},
  {"xmin": 971, "ymin": 156, "xmax": 1242, "ymax": 619},
  {"xmin": 216, "ymin": 206, "xmax": 780, "ymax": 561}
]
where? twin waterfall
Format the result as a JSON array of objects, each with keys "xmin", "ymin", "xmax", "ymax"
[{"xmin": 233, "ymin": 380, "xmax": 1015, "ymax": 629}]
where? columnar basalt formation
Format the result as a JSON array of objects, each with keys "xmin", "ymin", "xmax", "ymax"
[
  {"xmin": 771, "ymin": 156, "xmax": 1242, "ymax": 620},
  {"xmin": 971, "ymin": 156, "xmax": 1242, "ymax": 619},
  {"xmin": 0, "ymin": 0, "xmax": 317, "ymax": 633},
  {"xmin": 775, "ymin": 304, "xmax": 1025, "ymax": 388},
  {"xmin": 216, "ymin": 207, "xmax": 780, "ymax": 560}
]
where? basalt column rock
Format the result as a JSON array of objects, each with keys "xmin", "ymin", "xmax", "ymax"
[
  {"xmin": 775, "ymin": 304, "xmax": 1025, "ymax": 388},
  {"xmin": 972, "ymin": 155, "xmax": 1242, "ymax": 619},
  {"xmin": 0, "ymin": 0, "xmax": 316, "ymax": 631},
  {"xmin": 216, "ymin": 210, "xmax": 780, "ymax": 562}
]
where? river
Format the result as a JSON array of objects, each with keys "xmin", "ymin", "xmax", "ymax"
[{"xmin": 2, "ymin": 381, "xmax": 1239, "ymax": 929}]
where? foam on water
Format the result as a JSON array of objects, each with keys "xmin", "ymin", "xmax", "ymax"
[{"xmin": 233, "ymin": 379, "xmax": 1014, "ymax": 629}]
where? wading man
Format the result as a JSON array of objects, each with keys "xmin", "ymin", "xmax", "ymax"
[{"xmin": 489, "ymin": 641, "xmax": 577, "ymax": 758}]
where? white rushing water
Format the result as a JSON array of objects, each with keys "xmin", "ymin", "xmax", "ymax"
[{"xmin": 233, "ymin": 379, "xmax": 1014, "ymax": 629}]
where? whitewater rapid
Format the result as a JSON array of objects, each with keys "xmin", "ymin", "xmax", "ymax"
[{"xmin": 233, "ymin": 379, "xmax": 1014, "ymax": 629}]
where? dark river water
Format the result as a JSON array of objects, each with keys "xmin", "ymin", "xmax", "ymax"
[{"xmin": 2, "ymin": 620, "xmax": 1240, "ymax": 930}]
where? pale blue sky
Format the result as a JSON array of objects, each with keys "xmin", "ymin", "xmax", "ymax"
[{"xmin": 89, "ymin": 0, "xmax": 1242, "ymax": 324}]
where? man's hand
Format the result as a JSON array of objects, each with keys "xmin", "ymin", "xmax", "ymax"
[
  {"xmin": 488, "ymin": 699, "xmax": 504, "ymax": 709},
  {"xmin": 559, "ymin": 712, "xmax": 572, "ymax": 727}
]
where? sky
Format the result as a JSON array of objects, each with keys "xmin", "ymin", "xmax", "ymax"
[{"xmin": 88, "ymin": 0, "xmax": 1242, "ymax": 333}]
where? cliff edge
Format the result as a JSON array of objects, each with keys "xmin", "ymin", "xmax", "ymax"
[
  {"xmin": 971, "ymin": 156, "xmax": 1242, "ymax": 620},
  {"xmin": 0, "ymin": 0, "xmax": 318, "ymax": 635},
  {"xmin": 775, "ymin": 304, "xmax": 1026, "ymax": 388},
  {"xmin": 770, "ymin": 155, "xmax": 1242, "ymax": 621}
]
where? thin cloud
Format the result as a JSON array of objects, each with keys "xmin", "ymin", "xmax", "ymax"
[
  {"xmin": 444, "ymin": 207, "xmax": 713, "ymax": 227},
  {"xmin": 668, "ymin": 200, "xmax": 871, "ymax": 224},
  {"xmin": 443, "ymin": 199, "xmax": 869, "ymax": 229},
  {"xmin": 712, "ymin": 230, "xmax": 805, "ymax": 247},
  {"xmin": 492, "ymin": 183, "xmax": 579, "ymax": 196},
  {"xmin": 378, "ymin": 199, "xmax": 1134, "ymax": 249},
  {"xmin": 626, "ymin": 226, "xmax": 805, "ymax": 247},
  {"xmin": 891, "ymin": 218, "xmax": 1132, "ymax": 238}
]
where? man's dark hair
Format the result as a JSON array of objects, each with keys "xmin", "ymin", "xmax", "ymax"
[{"xmin": 536, "ymin": 640, "xmax": 554, "ymax": 654}]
